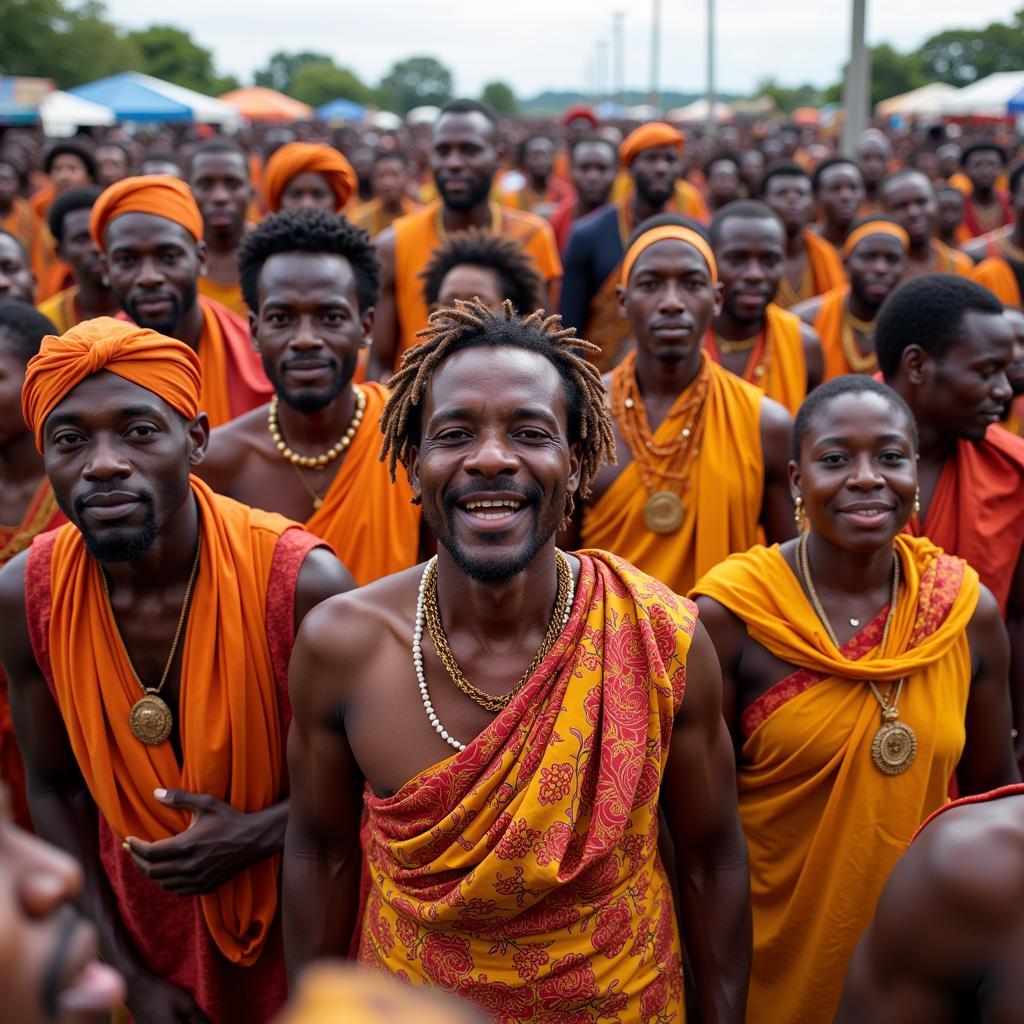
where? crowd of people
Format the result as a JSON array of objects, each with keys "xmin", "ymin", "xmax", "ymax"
[{"xmin": 0, "ymin": 97, "xmax": 1023, "ymax": 1024}]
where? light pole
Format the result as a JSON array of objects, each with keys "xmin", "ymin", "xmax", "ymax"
[
  {"xmin": 841, "ymin": 0, "xmax": 870, "ymax": 156},
  {"xmin": 649, "ymin": 0, "xmax": 662, "ymax": 113},
  {"xmin": 706, "ymin": 0, "xmax": 716, "ymax": 136},
  {"xmin": 613, "ymin": 11, "xmax": 625, "ymax": 108}
]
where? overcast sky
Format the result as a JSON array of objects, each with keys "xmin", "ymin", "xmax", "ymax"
[{"xmin": 103, "ymin": 1, "xmax": 1018, "ymax": 98}]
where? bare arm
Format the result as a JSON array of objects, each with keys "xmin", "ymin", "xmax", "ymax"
[
  {"xmin": 958, "ymin": 583, "xmax": 1021, "ymax": 793},
  {"xmin": 369, "ymin": 227, "xmax": 399, "ymax": 380},
  {"xmin": 693, "ymin": 596, "xmax": 750, "ymax": 750},
  {"xmin": 758, "ymin": 397, "xmax": 797, "ymax": 545},
  {"xmin": 1004, "ymin": 547, "xmax": 1024, "ymax": 767},
  {"xmin": 660, "ymin": 621, "xmax": 751, "ymax": 1024},
  {"xmin": 798, "ymin": 321, "xmax": 824, "ymax": 393},
  {"xmin": 790, "ymin": 295, "xmax": 824, "ymax": 327}
]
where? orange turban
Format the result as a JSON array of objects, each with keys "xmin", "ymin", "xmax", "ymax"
[
  {"xmin": 619, "ymin": 122, "xmax": 685, "ymax": 167},
  {"xmin": 261, "ymin": 142, "xmax": 358, "ymax": 213},
  {"xmin": 23, "ymin": 317, "xmax": 202, "ymax": 451},
  {"xmin": 90, "ymin": 174, "xmax": 204, "ymax": 250}
]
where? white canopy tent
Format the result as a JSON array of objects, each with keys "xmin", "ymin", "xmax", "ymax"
[
  {"xmin": 40, "ymin": 90, "xmax": 115, "ymax": 136},
  {"xmin": 126, "ymin": 72, "xmax": 240, "ymax": 125},
  {"xmin": 876, "ymin": 82, "xmax": 958, "ymax": 118},
  {"xmin": 940, "ymin": 72, "xmax": 1024, "ymax": 117},
  {"xmin": 667, "ymin": 98, "xmax": 734, "ymax": 123}
]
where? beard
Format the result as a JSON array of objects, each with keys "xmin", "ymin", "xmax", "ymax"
[
  {"xmin": 436, "ymin": 173, "xmax": 494, "ymax": 212},
  {"xmin": 635, "ymin": 177, "xmax": 675, "ymax": 210},
  {"xmin": 266, "ymin": 351, "xmax": 357, "ymax": 414},
  {"xmin": 125, "ymin": 280, "xmax": 197, "ymax": 336}
]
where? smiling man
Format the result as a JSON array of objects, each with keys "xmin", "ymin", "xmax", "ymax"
[
  {"xmin": 284, "ymin": 300, "xmax": 751, "ymax": 1023},
  {"xmin": 92, "ymin": 174, "xmax": 272, "ymax": 427},
  {"xmin": 577, "ymin": 215, "xmax": 794, "ymax": 597},
  {"xmin": 199, "ymin": 209, "xmax": 421, "ymax": 586},
  {"xmin": 0, "ymin": 318, "xmax": 351, "ymax": 1023},
  {"xmin": 879, "ymin": 274, "xmax": 1024, "ymax": 762}
]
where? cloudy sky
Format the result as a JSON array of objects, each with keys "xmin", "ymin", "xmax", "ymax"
[{"xmin": 103, "ymin": 0, "xmax": 1017, "ymax": 98}]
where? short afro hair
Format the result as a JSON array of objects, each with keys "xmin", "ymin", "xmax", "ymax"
[
  {"xmin": 812, "ymin": 156, "xmax": 862, "ymax": 193},
  {"xmin": 709, "ymin": 200, "xmax": 784, "ymax": 247},
  {"xmin": 43, "ymin": 141, "xmax": 97, "ymax": 181},
  {"xmin": 238, "ymin": 208, "xmax": 381, "ymax": 315},
  {"xmin": 875, "ymin": 274, "xmax": 1005, "ymax": 379},
  {"xmin": 187, "ymin": 138, "xmax": 249, "ymax": 179},
  {"xmin": 47, "ymin": 186, "xmax": 103, "ymax": 245},
  {"xmin": 420, "ymin": 228, "xmax": 545, "ymax": 315},
  {"xmin": 791, "ymin": 374, "xmax": 917, "ymax": 462},
  {"xmin": 757, "ymin": 161, "xmax": 810, "ymax": 198},
  {"xmin": 0, "ymin": 299, "xmax": 56, "ymax": 363},
  {"xmin": 961, "ymin": 140, "xmax": 1007, "ymax": 168}
]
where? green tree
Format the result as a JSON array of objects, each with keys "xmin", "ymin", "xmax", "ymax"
[
  {"xmin": 126, "ymin": 24, "xmax": 233, "ymax": 93},
  {"xmin": 290, "ymin": 60, "xmax": 373, "ymax": 108},
  {"xmin": 825, "ymin": 43, "xmax": 926, "ymax": 107},
  {"xmin": 378, "ymin": 56, "xmax": 453, "ymax": 114},
  {"xmin": 253, "ymin": 50, "xmax": 332, "ymax": 94},
  {"xmin": 481, "ymin": 81, "xmax": 517, "ymax": 115},
  {"xmin": 918, "ymin": 15, "xmax": 1024, "ymax": 85},
  {"xmin": 753, "ymin": 77, "xmax": 824, "ymax": 115}
]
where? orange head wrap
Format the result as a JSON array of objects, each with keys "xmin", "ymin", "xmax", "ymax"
[
  {"xmin": 90, "ymin": 174, "xmax": 204, "ymax": 250},
  {"xmin": 23, "ymin": 317, "xmax": 202, "ymax": 451},
  {"xmin": 620, "ymin": 224, "xmax": 718, "ymax": 286},
  {"xmin": 842, "ymin": 218, "xmax": 910, "ymax": 257},
  {"xmin": 619, "ymin": 121, "xmax": 685, "ymax": 167},
  {"xmin": 261, "ymin": 142, "xmax": 358, "ymax": 213}
]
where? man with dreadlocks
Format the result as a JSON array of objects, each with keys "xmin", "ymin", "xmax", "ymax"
[{"xmin": 284, "ymin": 300, "xmax": 751, "ymax": 1023}]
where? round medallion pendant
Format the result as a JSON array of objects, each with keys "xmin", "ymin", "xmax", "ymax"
[
  {"xmin": 644, "ymin": 490, "xmax": 685, "ymax": 534},
  {"xmin": 871, "ymin": 719, "xmax": 917, "ymax": 775},
  {"xmin": 129, "ymin": 693, "xmax": 173, "ymax": 745}
]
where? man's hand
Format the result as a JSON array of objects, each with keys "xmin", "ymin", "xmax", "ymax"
[
  {"xmin": 126, "ymin": 972, "xmax": 212, "ymax": 1024},
  {"xmin": 124, "ymin": 788, "xmax": 280, "ymax": 896}
]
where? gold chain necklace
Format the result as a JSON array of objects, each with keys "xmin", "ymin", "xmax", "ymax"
[
  {"xmin": 840, "ymin": 298, "xmax": 879, "ymax": 374},
  {"xmin": 101, "ymin": 531, "xmax": 202, "ymax": 746},
  {"xmin": 423, "ymin": 550, "xmax": 573, "ymax": 713},
  {"xmin": 776, "ymin": 256, "xmax": 812, "ymax": 308},
  {"xmin": 268, "ymin": 386, "xmax": 365, "ymax": 469},
  {"xmin": 713, "ymin": 331, "xmax": 760, "ymax": 354},
  {"xmin": 797, "ymin": 532, "xmax": 916, "ymax": 775}
]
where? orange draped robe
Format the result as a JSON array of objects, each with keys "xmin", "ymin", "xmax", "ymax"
[
  {"xmin": 349, "ymin": 196, "xmax": 419, "ymax": 239},
  {"xmin": 303, "ymin": 382, "xmax": 420, "ymax": 585},
  {"xmin": 198, "ymin": 276, "xmax": 248, "ymax": 319},
  {"xmin": 2, "ymin": 196, "xmax": 59, "ymax": 296},
  {"xmin": 581, "ymin": 353, "xmax": 764, "ymax": 596},
  {"xmin": 37, "ymin": 286, "xmax": 82, "ymax": 334},
  {"xmin": 391, "ymin": 201, "xmax": 563, "ymax": 368},
  {"xmin": 706, "ymin": 302, "xmax": 807, "ymax": 414},
  {"xmin": 812, "ymin": 285, "xmax": 878, "ymax": 380},
  {"xmin": 972, "ymin": 256, "xmax": 1022, "ymax": 308},
  {"xmin": 907, "ymin": 428, "xmax": 1024, "ymax": 613},
  {"xmin": 24, "ymin": 478, "xmax": 324, "ymax": 1023},
  {"xmin": 691, "ymin": 536, "xmax": 980, "ymax": 1024},
  {"xmin": 360, "ymin": 550, "xmax": 694, "ymax": 1023},
  {"xmin": 775, "ymin": 232, "xmax": 846, "ymax": 310}
]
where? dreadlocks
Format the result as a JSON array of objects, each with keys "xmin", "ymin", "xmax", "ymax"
[{"xmin": 379, "ymin": 299, "xmax": 615, "ymax": 518}]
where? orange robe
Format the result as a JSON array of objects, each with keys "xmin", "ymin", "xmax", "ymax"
[
  {"xmin": 391, "ymin": 201, "xmax": 562, "ymax": 368},
  {"xmin": 610, "ymin": 173, "xmax": 710, "ymax": 223},
  {"xmin": 812, "ymin": 285, "xmax": 877, "ymax": 380},
  {"xmin": 972, "ymin": 256, "xmax": 1022, "ymax": 308},
  {"xmin": 0, "ymin": 479, "xmax": 64, "ymax": 831},
  {"xmin": 2, "ymin": 196, "xmax": 58, "ymax": 295},
  {"xmin": 304, "ymin": 382, "xmax": 420, "ymax": 585},
  {"xmin": 118, "ymin": 297, "xmax": 271, "ymax": 428},
  {"xmin": 360, "ymin": 550, "xmax": 694, "ymax": 1023},
  {"xmin": 776, "ymin": 232, "xmax": 846, "ymax": 310},
  {"xmin": 581, "ymin": 353, "xmax": 764, "ymax": 596},
  {"xmin": 691, "ymin": 536, "xmax": 979, "ymax": 1024},
  {"xmin": 706, "ymin": 303, "xmax": 807, "ymax": 414},
  {"xmin": 37, "ymin": 286, "xmax": 82, "ymax": 334},
  {"xmin": 198, "ymin": 275, "xmax": 248, "ymax": 319},
  {"xmin": 348, "ymin": 196, "xmax": 419, "ymax": 239},
  {"xmin": 24, "ymin": 478, "xmax": 324, "ymax": 1022},
  {"xmin": 931, "ymin": 238, "xmax": 973, "ymax": 276},
  {"xmin": 907, "ymin": 428, "xmax": 1024, "ymax": 613}
]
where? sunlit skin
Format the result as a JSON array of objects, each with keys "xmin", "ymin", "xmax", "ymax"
[
  {"xmin": 189, "ymin": 150, "xmax": 252, "ymax": 289},
  {"xmin": 0, "ymin": 234, "xmax": 35, "ymax": 303},
  {"xmin": 49, "ymin": 154, "xmax": 91, "ymax": 196},
  {"xmin": 570, "ymin": 140, "xmax": 617, "ymax": 214},
  {"xmin": 816, "ymin": 163, "xmax": 865, "ymax": 247},
  {"xmin": 53, "ymin": 209, "xmax": 118, "ymax": 322},
  {"xmin": 435, "ymin": 264, "xmax": 504, "ymax": 311}
]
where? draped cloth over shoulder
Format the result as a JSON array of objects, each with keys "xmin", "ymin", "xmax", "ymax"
[
  {"xmin": 262, "ymin": 143, "xmax": 357, "ymax": 214},
  {"xmin": 360, "ymin": 551, "xmax": 695, "ymax": 1023},
  {"xmin": 691, "ymin": 535, "xmax": 979, "ymax": 1024}
]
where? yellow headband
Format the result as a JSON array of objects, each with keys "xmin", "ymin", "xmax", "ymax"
[
  {"xmin": 620, "ymin": 225, "xmax": 718, "ymax": 287},
  {"xmin": 842, "ymin": 221, "xmax": 910, "ymax": 257}
]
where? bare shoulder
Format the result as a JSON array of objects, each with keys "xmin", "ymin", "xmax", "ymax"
[
  {"xmin": 0, "ymin": 548, "xmax": 27, "ymax": 611},
  {"xmin": 790, "ymin": 295, "xmax": 824, "ymax": 324},
  {"xmin": 758, "ymin": 394, "xmax": 794, "ymax": 444},
  {"xmin": 0, "ymin": 550, "xmax": 32, "ymax": 668},
  {"xmin": 797, "ymin": 319, "xmax": 821, "ymax": 349},
  {"xmin": 196, "ymin": 404, "xmax": 269, "ymax": 491},
  {"xmin": 676, "ymin": 618, "xmax": 723, "ymax": 720},
  {"xmin": 375, "ymin": 225, "xmax": 397, "ymax": 261}
]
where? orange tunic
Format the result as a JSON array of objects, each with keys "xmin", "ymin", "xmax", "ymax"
[
  {"xmin": 972, "ymin": 256, "xmax": 1022, "ymax": 308},
  {"xmin": 360, "ymin": 551, "xmax": 694, "ymax": 1023},
  {"xmin": 812, "ymin": 286, "xmax": 877, "ymax": 380},
  {"xmin": 198, "ymin": 275, "xmax": 248, "ymax": 319},
  {"xmin": 391, "ymin": 201, "xmax": 562, "ymax": 368},
  {"xmin": 349, "ymin": 196, "xmax": 419, "ymax": 239},
  {"xmin": 581, "ymin": 353, "xmax": 764, "ymax": 596},
  {"xmin": 37, "ymin": 286, "xmax": 81, "ymax": 334},
  {"xmin": 706, "ymin": 303, "xmax": 807, "ymax": 414},
  {"xmin": 304, "ymin": 382, "xmax": 420, "ymax": 585},
  {"xmin": 2, "ymin": 196, "xmax": 58, "ymax": 295}
]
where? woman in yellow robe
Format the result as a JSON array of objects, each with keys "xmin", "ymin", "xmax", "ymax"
[{"xmin": 691, "ymin": 374, "xmax": 1019, "ymax": 1024}]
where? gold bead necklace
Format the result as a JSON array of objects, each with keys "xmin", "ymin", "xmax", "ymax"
[{"xmin": 267, "ymin": 386, "xmax": 365, "ymax": 469}]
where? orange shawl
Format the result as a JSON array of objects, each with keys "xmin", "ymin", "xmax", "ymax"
[
  {"xmin": 36, "ymin": 286, "xmax": 81, "ymax": 334},
  {"xmin": 304, "ymin": 383, "xmax": 419, "ymax": 585},
  {"xmin": 972, "ymin": 256, "xmax": 1022, "ymax": 308},
  {"xmin": 812, "ymin": 285, "xmax": 878, "ymax": 380},
  {"xmin": 907, "ymin": 428, "xmax": 1024, "ymax": 613},
  {"xmin": 706, "ymin": 303, "xmax": 807, "ymax": 414},
  {"xmin": 581, "ymin": 353, "xmax": 764, "ymax": 596},
  {"xmin": 39, "ymin": 478, "xmax": 300, "ymax": 964},
  {"xmin": 198, "ymin": 275, "xmax": 248, "ymax": 319},
  {"xmin": 360, "ymin": 551, "xmax": 694, "ymax": 1023},
  {"xmin": 692, "ymin": 536, "xmax": 978, "ymax": 1023},
  {"xmin": 804, "ymin": 230, "xmax": 847, "ymax": 296}
]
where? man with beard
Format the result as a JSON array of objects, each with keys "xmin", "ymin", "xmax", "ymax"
[
  {"xmin": 199, "ymin": 210, "xmax": 420, "ymax": 586},
  {"xmin": 879, "ymin": 169, "xmax": 973, "ymax": 280},
  {"xmin": 284, "ymin": 299, "xmax": 751, "ymax": 1023},
  {"xmin": 189, "ymin": 139, "xmax": 253, "ymax": 319},
  {"xmin": 0, "ymin": 231, "xmax": 37, "ymax": 304},
  {"xmin": 707, "ymin": 201, "xmax": 822, "ymax": 414},
  {"xmin": 371, "ymin": 100, "xmax": 562, "ymax": 377},
  {"xmin": 576, "ymin": 215, "xmax": 794, "ymax": 596},
  {"xmin": 92, "ymin": 174, "xmax": 272, "ymax": 427},
  {"xmin": 813, "ymin": 157, "xmax": 866, "ymax": 250},
  {"xmin": 0, "ymin": 318, "xmax": 352, "ymax": 1023},
  {"xmin": 970, "ymin": 161, "xmax": 1024, "ymax": 307},
  {"xmin": 956, "ymin": 141, "xmax": 1013, "ymax": 242},
  {"xmin": 560, "ymin": 122, "xmax": 700, "ymax": 372},
  {"xmin": 855, "ymin": 129, "xmax": 892, "ymax": 212},
  {"xmin": 548, "ymin": 136, "xmax": 617, "ymax": 253},
  {"xmin": 759, "ymin": 163, "xmax": 845, "ymax": 309},
  {"xmin": 0, "ymin": 783, "xmax": 127, "ymax": 1024},
  {"xmin": 37, "ymin": 188, "xmax": 118, "ymax": 333},
  {"xmin": 349, "ymin": 152, "xmax": 420, "ymax": 239},
  {"xmin": 879, "ymin": 275, "xmax": 1024, "ymax": 762},
  {"xmin": 793, "ymin": 217, "xmax": 909, "ymax": 379}
]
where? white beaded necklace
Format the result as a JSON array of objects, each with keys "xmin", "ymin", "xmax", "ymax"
[{"xmin": 413, "ymin": 553, "xmax": 576, "ymax": 753}]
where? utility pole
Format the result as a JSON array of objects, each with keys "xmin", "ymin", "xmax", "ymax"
[
  {"xmin": 613, "ymin": 11, "xmax": 625, "ymax": 108},
  {"xmin": 649, "ymin": 0, "xmax": 661, "ymax": 113},
  {"xmin": 841, "ymin": 0, "xmax": 870, "ymax": 156},
  {"xmin": 706, "ymin": 0, "xmax": 716, "ymax": 135},
  {"xmin": 597, "ymin": 38, "xmax": 609, "ymax": 108}
]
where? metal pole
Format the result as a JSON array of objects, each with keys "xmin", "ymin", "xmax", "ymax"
[
  {"xmin": 841, "ymin": 0, "xmax": 870, "ymax": 156},
  {"xmin": 598, "ymin": 39, "xmax": 609, "ymax": 107},
  {"xmin": 613, "ymin": 12, "xmax": 625, "ymax": 108},
  {"xmin": 649, "ymin": 0, "xmax": 661, "ymax": 113},
  {"xmin": 706, "ymin": 0, "xmax": 716, "ymax": 136}
]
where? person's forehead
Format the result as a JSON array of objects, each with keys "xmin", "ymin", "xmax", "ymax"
[
  {"xmin": 434, "ymin": 113, "xmax": 493, "ymax": 145},
  {"xmin": 191, "ymin": 151, "xmax": 248, "ymax": 177},
  {"xmin": 573, "ymin": 142, "xmax": 613, "ymax": 164},
  {"xmin": 966, "ymin": 148, "xmax": 1001, "ymax": 163},
  {"xmin": 105, "ymin": 212, "xmax": 194, "ymax": 249},
  {"xmin": 526, "ymin": 137, "xmax": 554, "ymax": 153},
  {"xmin": 440, "ymin": 264, "xmax": 501, "ymax": 288},
  {"xmin": 819, "ymin": 163, "xmax": 862, "ymax": 186},
  {"xmin": 806, "ymin": 391, "xmax": 911, "ymax": 442},
  {"xmin": 1004, "ymin": 309, "xmax": 1024, "ymax": 339},
  {"xmin": 766, "ymin": 174, "xmax": 809, "ymax": 194},
  {"xmin": 858, "ymin": 136, "xmax": 889, "ymax": 156},
  {"xmin": 284, "ymin": 171, "xmax": 331, "ymax": 191},
  {"xmin": 0, "ymin": 234, "xmax": 27, "ymax": 264},
  {"xmin": 634, "ymin": 143, "xmax": 680, "ymax": 161},
  {"xmin": 260, "ymin": 251, "xmax": 357, "ymax": 299},
  {"xmin": 64, "ymin": 207, "xmax": 93, "ymax": 232},
  {"xmin": 884, "ymin": 174, "xmax": 931, "ymax": 202},
  {"xmin": 632, "ymin": 238, "xmax": 708, "ymax": 276},
  {"xmin": 718, "ymin": 216, "xmax": 784, "ymax": 248},
  {"xmin": 52, "ymin": 152, "xmax": 87, "ymax": 169},
  {"xmin": 849, "ymin": 234, "xmax": 905, "ymax": 258},
  {"xmin": 97, "ymin": 144, "xmax": 126, "ymax": 159},
  {"xmin": 961, "ymin": 309, "xmax": 1015, "ymax": 349},
  {"xmin": 426, "ymin": 346, "xmax": 565, "ymax": 413}
]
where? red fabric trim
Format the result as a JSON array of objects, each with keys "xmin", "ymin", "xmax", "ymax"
[
  {"xmin": 911, "ymin": 783, "xmax": 1024, "ymax": 845},
  {"xmin": 25, "ymin": 530, "xmax": 58, "ymax": 694}
]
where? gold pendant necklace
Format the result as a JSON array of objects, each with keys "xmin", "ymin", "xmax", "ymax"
[
  {"xmin": 268, "ymin": 386, "xmax": 365, "ymax": 470},
  {"xmin": 101, "ymin": 531, "xmax": 202, "ymax": 745},
  {"xmin": 797, "ymin": 532, "xmax": 915, "ymax": 775}
]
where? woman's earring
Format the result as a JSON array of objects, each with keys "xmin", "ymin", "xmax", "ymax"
[
  {"xmin": 793, "ymin": 496, "xmax": 806, "ymax": 531},
  {"xmin": 912, "ymin": 487, "xmax": 921, "ymax": 519}
]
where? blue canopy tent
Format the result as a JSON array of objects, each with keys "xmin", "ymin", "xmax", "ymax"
[
  {"xmin": 70, "ymin": 73, "xmax": 193, "ymax": 122},
  {"xmin": 1009, "ymin": 86, "xmax": 1024, "ymax": 114},
  {"xmin": 316, "ymin": 98, "xmax": 365, "ymax": 122}
]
